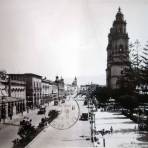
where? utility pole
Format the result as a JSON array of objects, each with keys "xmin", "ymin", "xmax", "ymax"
[
  {"xmin": 90, "ymin": 99, "xmax": 96, "ymax": 143},
  {"xmin": 87, "ymin": 83, "xmax": 97, "ymax": 145},
  {"xmin": 57, "ymin": 83, "xmax": 59, "ymax": 102}
]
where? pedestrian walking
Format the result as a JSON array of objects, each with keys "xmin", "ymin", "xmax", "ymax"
[
  {"xmin": 103, "ymin": 138, "xmax": 105, "ymax": 147},
  {"xmin": 110, "ymin": 126, "xmax": 113, "ymax": 133},
  {"xmin": 27, "ymin": 107, "xmax": 29, "ymax": 113},
  {"xmin": 9, "ymin": 113, "xmax": 12, "ymax": 120}
]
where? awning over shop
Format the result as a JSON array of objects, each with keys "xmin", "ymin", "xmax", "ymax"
[{"xmin": 0, "ymin": 96, "xmax": 25, "ymax": 104}]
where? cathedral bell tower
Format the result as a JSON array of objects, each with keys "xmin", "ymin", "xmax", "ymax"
[{"xmin": 106, "ymin": 8, "xmax": 130, "ymax": 89}]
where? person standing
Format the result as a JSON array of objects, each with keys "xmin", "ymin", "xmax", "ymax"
[{"xmin": 110, "ymin": 126, "xmax": 113, "ymax": 133}]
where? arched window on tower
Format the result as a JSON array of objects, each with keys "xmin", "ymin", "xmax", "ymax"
[
  {"xmin": 119, "ymin": 27, "xmax": 122, "ymax": 33},
  {"xmin": 117, "ymin": 26, "xmax": 120, "ymax": 33},
  {"xmin": 115, "ymin": 44, "xmax": 117, "ymax": 54},
  {"xmin": 119, "ymin": 44, "xmax": 123, "ymax": 52}
]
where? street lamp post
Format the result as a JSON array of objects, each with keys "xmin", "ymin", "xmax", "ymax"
[
  {"xmin": 26, "ymin": 96, "xmax": 31, "ymax": 113},
  {"xmin": 55, "ymin": 76, "xmax": 60, "ymax": 103},
  {"xmin": 89, "ymin": 98, "xmax": 96, "ymax": 143},
  {"xmin": 1, "ymin": 96, "xmax": 6, "ymax": 123},
  {"xmin": 86, "ymin": 84, "xmax": 97, "ymax": 144},
  {"xmin": 57, "ymin": 83, "xmax": 59, "ymax": 102}
]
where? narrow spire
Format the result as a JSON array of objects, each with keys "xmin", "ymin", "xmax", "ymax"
[
  {"xmin": 74, "ymin": 76, "xmax": 77, "ymax": 80},
  {"xmin": 118, "ymin": 7, "xmax": 121, "ymax": 13}
]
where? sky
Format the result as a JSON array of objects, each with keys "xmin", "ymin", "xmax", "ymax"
[{"xmin": 0, "ymin": 0, "xmax": 148, "ymax": 85}]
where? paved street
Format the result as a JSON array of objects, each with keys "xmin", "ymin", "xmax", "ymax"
[
  {"xmin": 26, "ymin": 96, "xmax": 93, "ymax": 148},
  {"xmin": 95, "ymin": 110, "xmax": 148, "ymax": 148},
  {"xmin": 0, "ymin": 103, "xmax": 53, "ymax": 148}
]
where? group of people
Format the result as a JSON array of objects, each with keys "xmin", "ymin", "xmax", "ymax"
[
  {"xmin": 93, "ymin": 126, "xmax": 113, "ymax": 147},
  {"xmin": 95, "ymin": 126, "xmax": 113, "ymax": 136}
]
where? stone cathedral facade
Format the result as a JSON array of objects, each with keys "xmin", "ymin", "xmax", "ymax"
[{"xmin": 106, "ymin": 8, "xmax": 130, "ymax": 89}]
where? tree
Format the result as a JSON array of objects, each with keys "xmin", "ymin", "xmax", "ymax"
[
  {"xmin": 141, "ymin": 42, "xmax": 148, "ymax": 94},
  {"xmin": 18, "ymin": 120, "xmax": 36, "ymax": 140},
  {"xmin": 118, "ymin": 95, "xmax": 139, "ymax": 115},
  {"xmin": 117, "ymin": 40, "xmax": 142, "ymax": 94},
  {"xmin": 93, "ymin": 86, "xmax": 110, "ymax": 103},
  {"xmin": 130, "ymin": 40, "xmax": 142, "ymax": 86}
]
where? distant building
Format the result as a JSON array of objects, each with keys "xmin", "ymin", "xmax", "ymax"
[
  {"xmin": 41, "ymin": 78, "xmax": 52, "ymax": 104},
  {"xmin": 24, "ymin": 73, "xmax": 42, "ymax": 108},
  {"xmin": 65, "ymin": 77, "xmax": 78, "ymax": 95},
  {"xmin": 0, "ymin": 70, "xmax": 8, "ymax": 97},
  {"xmin": 80, "ymin": 83, "xmax": 100, "ymax": 95},
  {"xmin": 0, "ymin": 70, "xmax": 67, "ymax": 121},
  {"xmin": 65, "ymin": 84, "xmax": 75, "ymax": 95},
  {"xmin": 106, "ymin": 8, "xmax": 130, "ymax": 89},
  {"xmin": 51, "ymin": 82, "xmax": 58, "ymax": 94},
  {"xmin": 72, "ymin": 77, "xmax": 77, "ymax": 87},
  {"xmin": 80, "ymin": 85, "xmax": 90, "ymax": 94},
  {"xmin": 0, "ymin": 72, "xmax": 26, "ymax": 122},
  {"xmin": 54, "ymin": 76, "xmax": 65, "ymax": 99},
  {"xmin": 72, "ymin": 77, "xmax": 78, "ymax": 93},
  {"xmin": 8, "ymin": 74, "xmax": 26, "ymax": 99},
  {"xmin": 8, "ymin": 74, "xmax": 26, "ymax": 116}
]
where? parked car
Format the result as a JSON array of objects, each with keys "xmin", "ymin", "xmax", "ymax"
[
  {"xmin": 54, "ymin": 100, "xmax": 58, "ymax": 106},
  {"xmin": 20, "ymin": 117, "xmax": 31, "ymax": 125},
  {"xmin": 61, "ymin": 100, "xmax": 65, "ymax": 103},
  {"xmin": 80, "ymin": 113, "xmax": 88, "ymax": 121},
  {"xmin": 38, "ymin": 107, "xmax": 46, "ymax": 114},
  {"xmin": 84, "ymin": 100, "xmax": 88, "ymax": 105}
]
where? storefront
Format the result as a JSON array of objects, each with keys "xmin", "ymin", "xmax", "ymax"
[{"xmin": 0, "ymin": 96, "xmax": 25, "ymax": 122}]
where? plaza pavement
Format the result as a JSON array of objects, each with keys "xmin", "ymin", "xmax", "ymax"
[{"xmin": 94, "ymin": 109, "xmax": 148, "ymax": 148}]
